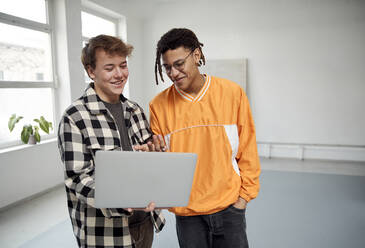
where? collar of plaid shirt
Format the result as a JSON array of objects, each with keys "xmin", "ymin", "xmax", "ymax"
[{"xmin": 84, "ymin": 83, "xmax": 139, "ymax": 116}]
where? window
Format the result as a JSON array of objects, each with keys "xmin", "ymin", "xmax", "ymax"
[
  {"xmin": 0, "ymin": 0, "xmax": 47, "ymax": 23},
  {"xmin": 81, "ymin": 11, "xmax": 117, "ymax": 84},
  {"xmin": 81, "ymin": 11, "xmax": 117, "ymax": 39},
  {"xmin": 81, "ymin": 9, "xmax": 129, "ymax": 97},
  {"xmin": 0, "ymin": 0, "xmax": 55, "ymax": 147}
]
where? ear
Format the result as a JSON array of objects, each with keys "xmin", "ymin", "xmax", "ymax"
[
  {"xmin": 193, "ymin": 48, "xmax": 202, "ymax": 66},
  {"xmin": 87, "ymin": 65, "xmax": 96, "ymax": 79}
]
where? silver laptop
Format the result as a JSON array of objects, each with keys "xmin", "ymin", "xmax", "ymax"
[{"xmin": 94, "ymin": 151, "xmax": 197, "ymax": 208}]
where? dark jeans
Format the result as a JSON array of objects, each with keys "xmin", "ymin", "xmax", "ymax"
[
  {"xmin": 176, "ymin": 205, "xmax": 249, "ymax": 248},
  {"xmin": 129, "ymin": 214, "xmax": 154, "ymax": 248}
]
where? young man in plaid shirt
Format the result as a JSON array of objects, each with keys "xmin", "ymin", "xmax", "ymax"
[{"xmin": 58, "ymin": 35, "xmax": 165, "ymax": 248}]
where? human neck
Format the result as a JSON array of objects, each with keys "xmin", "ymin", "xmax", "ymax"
[
  {"xmin": 94, "ymin": 85, "xmax": 119, "ymax": 104},
  {"xmin": 101, "ymin": 96, "xmax": 119, "ymax": 104},
  {"xmin": 185, "ymin": 74, "xmax": 205, "ymax": 97}
]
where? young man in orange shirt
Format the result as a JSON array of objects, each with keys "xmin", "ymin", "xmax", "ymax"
[{"xmin": 149, "ymin": 28, "xmax": 261, "ymax": 248}]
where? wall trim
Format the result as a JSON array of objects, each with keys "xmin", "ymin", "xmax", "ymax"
[{"xmin": 258, "ymin": 142, "xmax": 365, "ymax": 162}]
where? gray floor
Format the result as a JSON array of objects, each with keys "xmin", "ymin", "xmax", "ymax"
[
  {"xmin": 0, "ymin": 186, "xmax": 71, "ymax": 248},
  {"xmin": 1, "ymin": 158, "xmax": 365, "ymax": 248},
  {"xmin": 247, "ymin": 170, "xmax": 365, "ymax": 248}
]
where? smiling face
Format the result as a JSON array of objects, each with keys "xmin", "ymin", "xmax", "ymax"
[
  {"xmin": 162, "ymin": 46, "xmax": 202, "ymax": 94},
  {"xmin": 87, "ymin": 48, "xmax": 129, "ymax": 103}
]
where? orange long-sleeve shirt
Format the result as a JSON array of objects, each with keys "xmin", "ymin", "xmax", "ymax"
[{"xmin": 149, "ymin": 75, "xmax": 260, "ymax": 216}]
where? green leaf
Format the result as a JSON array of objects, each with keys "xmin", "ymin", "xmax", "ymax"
[
  {"xmin": 21, "ymin": 126, "xmax": 31, "ymax": 144},
  {"xmin": 34, "ymin": 128, "xmax": 41, "ymax": 143},
  {"xmin": 8, "ymin": 114, "xmax": 23, "ymax": 132},
  {"xmin": 36, "ymin": 116, "xmax": 50, "ymax": 134}
]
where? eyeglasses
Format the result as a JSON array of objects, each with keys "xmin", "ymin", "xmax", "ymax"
[{"xmin": 162, "ymin": 50, "xmax": 194, "ymax": 75}]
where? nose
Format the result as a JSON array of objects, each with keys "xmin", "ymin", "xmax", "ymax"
[
  {"xmin": 170, "ymin": 66, "xmax": 180, "ymax": 78},
  {"xmin": 114, "ymin": 67, "xmax": 123, "ymax": 78}
]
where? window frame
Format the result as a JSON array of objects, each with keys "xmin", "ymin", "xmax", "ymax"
[
  {"xmin": 0, "ymin": 0, "xmax": 58, "ymax": 149},
  {"xmin": 81, "ymin": 7, "xmax": 119, "ymax": 41}
]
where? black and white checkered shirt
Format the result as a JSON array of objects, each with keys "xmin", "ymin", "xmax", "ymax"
[{"xmin": 58, "ymin": 84, "xmax": 165, "ymax": 247}]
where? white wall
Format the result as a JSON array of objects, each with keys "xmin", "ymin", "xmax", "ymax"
[
  {"xmin": 73, "ymin": 0, "xmax": 365, "ymax": 160},
  {"xmin": 0, "ymin": 140, "xmax": 63, "ymax": 208},
  {"xmin": 127, "ymin": 0, "xmax": 365, "ymax": 160},
  {"xmin": 2, "ymin": 0, "xmax": 364, "ymax": 208}
]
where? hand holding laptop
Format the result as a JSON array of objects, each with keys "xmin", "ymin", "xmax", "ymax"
[
  {"xmin": 134, "ymin": 134, "xmax": 167, "ymax": 152},
  {"xmin": 124, "ymin": 202, "xmax": 157, "ymax": 213}
]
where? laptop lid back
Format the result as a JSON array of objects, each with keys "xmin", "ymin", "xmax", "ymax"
[{"xmin": 95, "ymin": 151, "xmax": 197, "ymax": 208}]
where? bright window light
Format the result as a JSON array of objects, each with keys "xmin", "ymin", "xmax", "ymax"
[
  {"xmin": 0, "ymin": 23, "xmax": 53, "ymax": 82},
  {"xmin": 0, "ymin": 0, "xmax": 47, "ymax": 23},
  {"xmin": 81, "ymin": 11, "xmax": 116, "ymax": 38}
]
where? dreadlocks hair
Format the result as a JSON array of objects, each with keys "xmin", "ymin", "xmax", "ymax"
[{"xmin": 154, "ymin": 28, "xmax": 206, "ymax": 85}]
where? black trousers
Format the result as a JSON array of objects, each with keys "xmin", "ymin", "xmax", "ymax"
[
  {"xmin": 176, "ymin": 205, "xmax": 249, "ymax": 248},
  {"xmin": 129, "ymin": 214, "xmax": 154, "ymax": 248}
]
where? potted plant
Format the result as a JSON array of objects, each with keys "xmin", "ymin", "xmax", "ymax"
[{"xmin": 8, "ymin": 114, "xmax": 53, "ymax": 144}]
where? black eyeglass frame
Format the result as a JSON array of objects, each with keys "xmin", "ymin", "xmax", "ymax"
[{"xmin": 162, "ymin": 50, "xmax": 194, "ymax": 75}]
